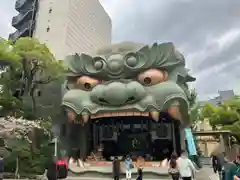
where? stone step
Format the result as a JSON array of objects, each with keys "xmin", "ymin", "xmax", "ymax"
[
  {"xmin": 66, "ymin": 177, "xmax": 170, "ymax": 180},
  {"xmin": 68, "ymin": 171, "xmax": 170, "ymax": 179}
]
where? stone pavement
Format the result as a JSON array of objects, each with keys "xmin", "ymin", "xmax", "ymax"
[
  {"xmin": 3, "ymin": 166, "xmax": 218, "ymax": 180},
  {"xmin": 66, "ymin": 167, "xmax": 218, "ymax": 180},
  {"xmin": 196, "ymin": 166, "xmax": 219, "ymax": 180},
  {"xmin": 66, "ymin": 166, "xmax": 219, "ymax": 180}
]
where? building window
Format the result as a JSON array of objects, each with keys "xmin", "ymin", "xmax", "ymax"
[
  {"xmin": 47, "ymin": 27, "xmax": 50, "ymax": 32},
  {"xmin": 49, "ymin": 8, "xmax": 52, "ymax": 13}
]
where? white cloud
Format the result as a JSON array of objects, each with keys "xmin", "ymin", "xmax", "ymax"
[{"xmin": 215, "ymin": 29, "xmax": 240, "ymax": 50}]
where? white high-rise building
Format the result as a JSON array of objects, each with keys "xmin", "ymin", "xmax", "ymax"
[{"xmin": 10, "ymin": 0, "xmax": 112, "ymax": 59}]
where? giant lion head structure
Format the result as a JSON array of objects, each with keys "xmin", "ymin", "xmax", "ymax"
[{"xmin": 58, "ymin": 42, "xmax": 195, "ymax": 171}]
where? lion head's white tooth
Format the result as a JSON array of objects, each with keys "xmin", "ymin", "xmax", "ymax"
[
  {"xmin": 168, "ymin": 106, "xmax": 182, "ymax": 121},
  {"xmin": 150, "ymin": 111, "xmax": 159, "ymax": 121},
  {"xmin": 82, "ymin": 114, "xmax": 89, "ymax": 124},
  {"xmin": 67, "ymin": 111, "xmax": 76, "ymax": 122}
]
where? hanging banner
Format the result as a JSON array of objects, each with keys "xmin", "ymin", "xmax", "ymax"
[{"xmin": 185, "ymin": 128, "xmax": 197, "ymax": 155}]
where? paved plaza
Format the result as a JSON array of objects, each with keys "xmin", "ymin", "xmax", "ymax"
[
  {"xmin": 66, "ymin": 166, "xmax": 219, "ymax": 180},
  {"xmin": 3, "ymin": 165, "xmax": 219, "ymax": 180}
]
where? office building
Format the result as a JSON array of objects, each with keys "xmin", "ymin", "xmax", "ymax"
[
  {"xmin": 200, "ymin": 90, "xmax": 235, "ymax": 107},
  {"xmin": 9, "ymin": 0, "xmax": 112, "ymax": 59},
  {"xmin": 8, "ymin": 0, "xmax": 112, "ymax": 121}
]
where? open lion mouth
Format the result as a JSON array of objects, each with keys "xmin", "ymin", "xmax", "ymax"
[
  {"xmin": 65, "ymin": 106, "xmax": 182, "ymax": 124},
  {"xmin": 91, "ymin": 111, "xmax": 159, "ymax": 120}
]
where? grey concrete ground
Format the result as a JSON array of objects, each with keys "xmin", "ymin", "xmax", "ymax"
[
  {"xmin": 65, "ymin": 166, "xmax": 219, "ymax": 180},
  {"xmin": 196, "ymin": 166, "xmax": 219, "ymax": 180},
  {"xmin": 3, "ymin": 165, "xmax": 218, "ymax": 180}
]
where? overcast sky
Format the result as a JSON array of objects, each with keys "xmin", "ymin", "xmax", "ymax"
[{"xmin": 1, "ymin": 0, "xmax": 240, "ymax": 100}]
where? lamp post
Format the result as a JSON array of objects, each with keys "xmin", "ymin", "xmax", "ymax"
[
  {"xmin": 52, "ymin": 125, "xmax": 60, "ymax": 158},
  {"xmin": 53, "ymin": 137, "xmax": 58, "ymax": 157}
]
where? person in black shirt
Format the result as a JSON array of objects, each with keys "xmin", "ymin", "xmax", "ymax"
[
  {"xmin": 112, "ymin": 156, "xmax": 120, "ymax": 180},
  {"xmin": 211, "ymin": 153, "xmax": 224, "ymax": 180},
  {"xmin": 46, "ymin": 156, "xmax": 57, "ymax": 180}
]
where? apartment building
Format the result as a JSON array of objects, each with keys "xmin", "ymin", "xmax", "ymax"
[{"xmin": 9, "ymin": 0, "xmax": 112, "ymax": 59}]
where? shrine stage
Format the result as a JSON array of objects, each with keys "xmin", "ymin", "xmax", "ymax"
[{"xmin": 68, "ymin": 160, "xmax": 170, "ymax": 178}]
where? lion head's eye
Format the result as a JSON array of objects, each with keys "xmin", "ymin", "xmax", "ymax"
[
  {"xmin": 75, "ymin": 76, "xmax": 100, "ymax": 91},
  {"xmin": 137, "ymin": 69, "xmax": 168, "ymax": 86}
]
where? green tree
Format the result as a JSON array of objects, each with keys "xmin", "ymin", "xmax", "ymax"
[
  {"xmin": 2, "ymin": 117, "xmax": 53, "ymax": 175},
  {"xmin": 0, "ymin": 38, "xmax": 22, "ymax": 116},
  {"xmin": 187, "ymin": 89, "xmax": 203, "ymax": 167},
  {"xmin": 0, "ymin": 37, "xmax": 62, "ymax": 174},
  {"xmin": 201, "ymin": 97, "xmax": 240, "ymax": 140},
  {"xmin": 12, "ymin": 37, "xmax": 64, "ymax": 115},
  {"xmin": 4, "ymin": 134, "xmax": 53, "ymax": 175},
  {"xmin": 188, "ymin": 89, "xmax": 202, "ymax": 130},
  {"xmin": 0, "ymin": 37, "xmax": 64, "ymax": 117},
  {"xmin": 0, "ymin": 38, "xmax": 21, "ymax": 69}
]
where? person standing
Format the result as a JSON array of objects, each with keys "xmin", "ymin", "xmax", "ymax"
[
  {"xmin": 221, "ymin": 153, "xmax": 240, "ymax": 180},
  {"xmin": 233, "ymin": 155, "xmax": 240, "ymax": 180},
  {"xmin": 211, "ymin": 153, "xmax": 224, "ymax": 180},
  {"xmin": 46, "ymin": 156, "xmax": 57, "ymax": 180},
  {"xmin": 212, "ymin": 154, "xmax": 218, "ymax": 173},
  {"xmin": 0, "ymin": 156, "xmax": 4, "ymax": 180},
  {"xmin": 136, "ymin": 156, "xmax": 145, "ymax": 180},
  {"xmin": 112, "ymin": 156, "xmax": 120, "ymax": 180},
  {"xmin": 177, "ymin": 150, "xmax": 196, "ymax": 180},
  {"xmin": 168, "ymin": 153, "xmax": 180, "ymax": 180},
  {"xmin": 124, "ymin": 155, "xmax": 133, "ymax": 180},
  {"xmin": 56, "ymin": 156, "xmax": 68, "ymax": 179}
]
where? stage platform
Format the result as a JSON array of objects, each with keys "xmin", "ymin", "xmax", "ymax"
[{"xmin": 68, "ymin": 161, "xmax": 170, "ymax": 179}]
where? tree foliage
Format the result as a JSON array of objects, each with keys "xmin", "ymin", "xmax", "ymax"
[
  {"xmin": 201, "ymin": 96, "xmax": 240, "ymax": 140},
  {"xmin": 0, "ymin": 37, "xmax": 62, "ymax": 174},
  {"xmin": 188, "ymin": 89, "xmax": 202, "ymax": 130},
  {"xmin": 188, "ymin": 89, "xmax": 203, "ymax": 167},
  {"xmin": 0, "ymin": 38, "xmax": 21, "ymax": 69},
  {"xmin": 0, "ymin": 37, "xmax": 64, "ymax": 117},
  {"xmin": 0, "ymin": 116, "xmax": 53, "ymax": 174}
]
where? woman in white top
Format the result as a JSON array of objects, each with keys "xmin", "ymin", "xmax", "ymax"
[{"xmin": 177, "ymin": 150, "xmax": 196, "ymax": 180}]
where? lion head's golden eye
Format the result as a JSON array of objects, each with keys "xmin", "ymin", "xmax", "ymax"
[
  {"xmin": 75, "ymin": 76, "xmax": 100, "ymax": 90},
  {"xmin": 137, "ymin": 69, "xmax": 168, "ymax": 86}
]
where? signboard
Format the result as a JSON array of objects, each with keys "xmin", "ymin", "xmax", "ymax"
[{"xmin": 185, "ymin": 128, "xmax": 197, "ymax": 155}]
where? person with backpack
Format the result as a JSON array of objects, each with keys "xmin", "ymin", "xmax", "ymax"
[
  {"xmin": 112, "ymin": 156, "xmax": 120, "ymax": 180},
  {"xmin": 56, "ymin": 157, "xmax": 68, "ymax": 179},
  {"xmin": 177, "ymin": 150, "xmax": 196, "ymax": 180},
  {"xmin": 168, "ymin": 153, "xmax": 180, "ymax": 180}
]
